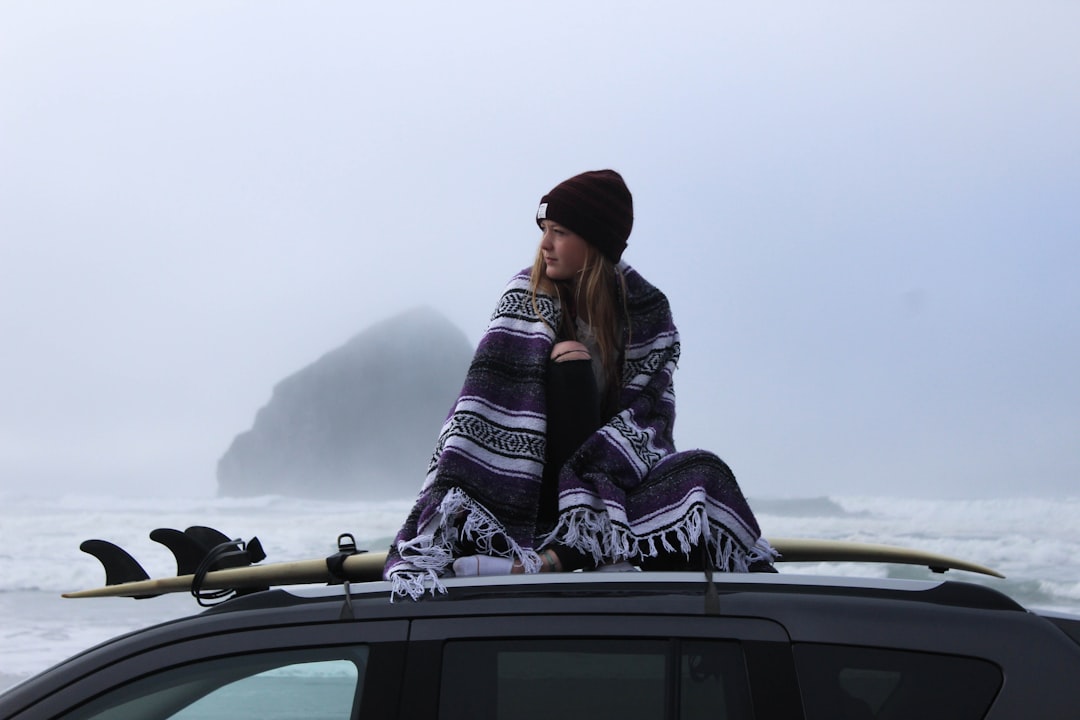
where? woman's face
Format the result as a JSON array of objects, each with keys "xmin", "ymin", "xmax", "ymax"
[{"xmin": 539, "ymin": 220, "xmax": 589, "ymax": 281}]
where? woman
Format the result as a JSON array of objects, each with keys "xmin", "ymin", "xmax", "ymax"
[{"xmin": 385, "ymin": 170, "xmax": 773, "ymax": 600}]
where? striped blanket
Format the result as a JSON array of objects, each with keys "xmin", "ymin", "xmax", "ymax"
[{"xmin": 385, "ymin": 263, "xmax": 772, "ymax": 599}]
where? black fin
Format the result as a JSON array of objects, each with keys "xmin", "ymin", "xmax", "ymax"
[
  {"xmin": 184, "ymin": 526, "xmax": 265, "ymax": 569},
  {"xmin": 150, "ymin": 528, "xmax": 209, "ymax": 576},
  {"xmin": 246, "ymin": 536, "xmax": 266, "ymax": 564},
  {"xmin": 79, "ymin": 539, "xmax": 151, "ymax": 586},
  {"xmin": 185, "ymin": 526, "xmax": 245, "ymax": 569},
  {"xmin": 184, "ymin": 525, "xmax": 232, "ymax": 549}
]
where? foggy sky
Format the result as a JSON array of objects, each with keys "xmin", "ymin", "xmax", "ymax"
[{"xmin": 1, "ymin": 2, "xmax": 1077, "ymax": 500}]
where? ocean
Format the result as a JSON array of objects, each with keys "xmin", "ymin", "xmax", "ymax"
[{"xmin": 2, "ymin": 492, "xmax": 1078, "ymax": 693}]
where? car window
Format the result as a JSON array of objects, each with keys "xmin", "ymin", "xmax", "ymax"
[
  {"xmin": 439, "ymin": 638, "xmax": 753, "ymax": 720},
  {"xmin": 62, "ymin": 647, "xmax": 367, "ymax": 720},
  {"xmin": 794, "ymin": 644, "xmax": 1002, "ymax": 720}
]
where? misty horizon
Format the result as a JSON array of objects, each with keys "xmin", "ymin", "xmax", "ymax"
[{"xmin": 1, "ymin": 3, "xmax": 1077, "ymax": 501}]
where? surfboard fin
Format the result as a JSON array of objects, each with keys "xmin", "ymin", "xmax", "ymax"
[
  {"xmin": 78, "ymin": 539, "xmax": 160, "ymax": 599},
  {"xmin": 150, "ymin": 526, "xmax": 266, "ymax": 576},
  {"xmin": 186, "ymin": 526, "xmax": 265, "ymax": 568},
  {"xmin": 150, "ymin": 528, "xmax": 207, "ymax": 576}
]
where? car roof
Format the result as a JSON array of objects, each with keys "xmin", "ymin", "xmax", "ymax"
[{"xmin": 210, "ymin": 570, "xmax": 1028, "ymax": 618}]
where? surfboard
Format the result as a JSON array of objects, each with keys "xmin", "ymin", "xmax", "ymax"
[
  {"xmin": 768, "ymin": 537, "xmax": 1005, "ymax": 578},
  {"xmin": 62, "ymin": 537, "xmax": 1003, "ymax": 599}
]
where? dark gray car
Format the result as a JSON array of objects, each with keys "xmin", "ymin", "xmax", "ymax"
[{"xmin": 2, "ymin": 571, "xmax": 1079, "ymax": 719}]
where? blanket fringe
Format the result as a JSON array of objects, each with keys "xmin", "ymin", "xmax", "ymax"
[
  {"xmin": 390, "ymin": 491, "xmax": 780, "ymax": 600},
  {"xmin": 748, "ymin": 536, "xmax": 779, "ymax": 566},
  {"xmin": 389, "ymin": 487, "xmax": 542, "ymax": 600},
  {"xmin": 545, "ymin": 503, "xmax": 771, "ymax": 573}
]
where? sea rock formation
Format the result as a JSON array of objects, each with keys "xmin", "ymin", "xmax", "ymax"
[{"xmin": 217, "ymin": 307, "xmax": 473, "ymax": 500}]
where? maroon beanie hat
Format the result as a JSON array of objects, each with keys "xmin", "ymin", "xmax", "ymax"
[{"xmin": 535, "ymin": 169, "xmax": 633, "ymax": 263}]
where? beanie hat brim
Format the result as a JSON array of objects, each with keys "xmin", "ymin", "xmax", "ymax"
[{"xmin": 535, "ymin": 169, "xmax": 633, "ymax": 263}]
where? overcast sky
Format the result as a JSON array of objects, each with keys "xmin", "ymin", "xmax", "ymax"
[{"xmin": 1, "ymin": 2, "xmax": 1077, "ymax": 500}]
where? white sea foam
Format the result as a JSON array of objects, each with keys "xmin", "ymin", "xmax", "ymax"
[
  {"xmin": 1, "ymin": 492, "xmax": 1078, "ymax": 691},
  {"xmin": 757, "ymin": 496, "xmax": 1080, "ymax": 577}
]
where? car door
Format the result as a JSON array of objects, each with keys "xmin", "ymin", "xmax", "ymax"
[{"xmin": 400, "ymin": 614, "xmax": 801, "ymax": 719}]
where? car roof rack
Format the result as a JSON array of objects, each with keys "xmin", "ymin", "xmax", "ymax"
[{"xmin": 207, "ymin": 570, "xmax": 1024, "ymax": 617}]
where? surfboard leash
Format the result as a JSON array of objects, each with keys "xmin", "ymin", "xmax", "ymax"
[{"xmin": 190, "ymin": 536, "xmax": 266, "ymax": 607}]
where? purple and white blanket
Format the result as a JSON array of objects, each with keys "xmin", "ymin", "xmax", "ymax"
[{"xmin": 385, "ymin": 263, "xmax": 772, "ymax": 599}]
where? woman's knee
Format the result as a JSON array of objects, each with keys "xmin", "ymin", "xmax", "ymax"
[{"xmin": 551, "ymin": 340, "xmax": 590, "ymax": 362}]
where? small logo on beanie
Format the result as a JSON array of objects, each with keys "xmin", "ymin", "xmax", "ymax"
[{"xmin": 537, "ymin": 203, "xmax": 548, "ymax": 220}]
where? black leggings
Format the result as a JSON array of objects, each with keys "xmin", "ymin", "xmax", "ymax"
[{"xmin": 540, "ymin": 358, "xmax": 602, "ymax": 571}]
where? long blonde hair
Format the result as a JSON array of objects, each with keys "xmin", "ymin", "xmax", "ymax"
[{"xmin": 530, "ymin": 243, "xmax": 629, "ymax": 414}]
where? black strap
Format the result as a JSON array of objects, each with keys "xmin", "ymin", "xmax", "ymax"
[
  {"xmin": 190, "ymin": 537, "xmax": 265, "ymax": 607},
  {"xmin": 326, "ymin": 533, "xmax": 364, "ymax": 620},
  {"xmin": 326, "ymin": 533, "xmax": 360, "ymax": 581}
]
